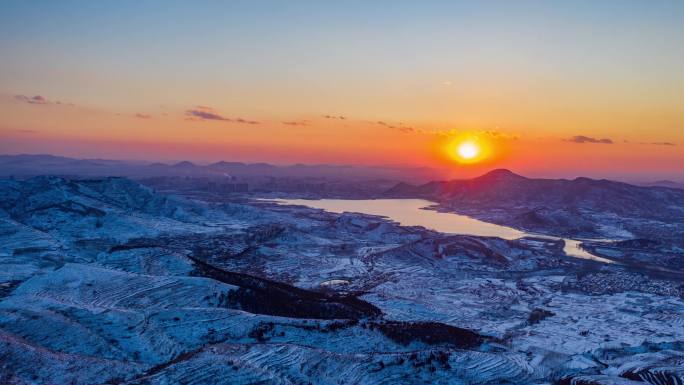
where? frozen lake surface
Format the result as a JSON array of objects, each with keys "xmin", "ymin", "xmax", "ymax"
[{"xmin": 272, "ymin": 198, "xmax": 613, "ymax": 263}]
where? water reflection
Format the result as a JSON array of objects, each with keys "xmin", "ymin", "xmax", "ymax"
[{"xmin": 273, "ymin": 198, "xmax": 613, "ymax": 263}]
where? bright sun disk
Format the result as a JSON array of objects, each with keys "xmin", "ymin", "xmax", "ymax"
[{"xmin": 457, "ymin": 142, "xmax": 479, "ymax": 160}]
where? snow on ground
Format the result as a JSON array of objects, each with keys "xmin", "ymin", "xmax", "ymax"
[{"xmin": 0, "ymin": 176, "xmax": 683, "ymax": 384}]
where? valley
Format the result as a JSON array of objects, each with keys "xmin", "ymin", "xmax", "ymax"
[{"xmin": 0, "ymin": 174, "xmax": 682, "ymax": 384}]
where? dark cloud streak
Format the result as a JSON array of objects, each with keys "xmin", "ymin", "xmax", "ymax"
[
  {"xmin": 376, "ymin": 121, "xmax": 414, "ymax": 133},
  {"xmin": 15, "ymin": 95, "xmax": 50, "ymax": 105},
  {"xmin": 186, "ymin": 109, "xmax": 229, "ymax": 121},
  {"xmin": 13, "ymin": 94, "xmax": 75, "ymax": 106},
  {"xmin": 282, "ymin": 120, "xmax": 310, "ymax": 126},
  {"xmin": 566, "ymin": 135, "xmax": 613, "ymax": 144},
  {"xmin": 185, "ymin": 108, "xmax": 259, "ymax": 124}
]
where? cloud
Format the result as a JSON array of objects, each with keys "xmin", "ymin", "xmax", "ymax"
[
  {"xmin": 13, "ymin": 94, "xmax": 74, "ymax": 106},
  {"xmin": 134, "ymin": 113, "xmax": 152, "ymax": 119},
  {"xmin": 186, "ymin": 109, "xmax": 228, "ymax": 121},
  {"xmin": 624, "ymin": 139, "xmax": 677, "ymax": 146},
  {"xmin": 651, "ymin": 141, "xmax": 676, "ymax": 146},
  {"xmin": 481, "ymin": 130, "xmax": 519, "ymax": 140},
  {"xmin": 14, "ymin": 95, "xmax": 48, "ymax": 104},
  {"xmin": 566, "ymin": 135, "xmax": 613, "ymax": 144},
  {"xmin": 234, "ymin": 118, "xmax": 259, "ymax": 124},
  {"xmin": 282, "ymin": 120, "xmax": 310, "ymax": 126},
  {"xmin": 421, "ymin": 128, "xmax": 518, "ymax": 140},
  {"xmin": 375, "ymin": 121, "xmax": 414, "ymax": 133},
  {"xmin": 323, "ymin": 115, "xmax": 346, "ymax": 120},
  {"xmin": 185, "ymin": 108, "xmax": 259, "ymax": 124}
]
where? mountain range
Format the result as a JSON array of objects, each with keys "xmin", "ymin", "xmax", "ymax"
[
  {"xmin": 384, "ymin": 169, "xmax": 684, "ymax": 240},
  {"xmin": 0, "ymin": 154, "xmax": 444, "ymax": 182}
]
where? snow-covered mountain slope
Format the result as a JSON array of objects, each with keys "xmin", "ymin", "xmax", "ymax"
[
  {"xmin": 384, "ymin": 169, "xmax": 684, "ymax": 241},
  {"xmin": 0, "ymin": 176, "xmax": 683, "ymax": 384}
]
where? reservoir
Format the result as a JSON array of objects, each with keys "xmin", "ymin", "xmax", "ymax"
[{"xmin": 272, "ymin": 198, "xmax": 613, "ymax": 263}]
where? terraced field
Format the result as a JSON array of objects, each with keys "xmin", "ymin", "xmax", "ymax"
[{"xmin": 0, "ymin": 177, "xmax": 683, "ymax": 384}]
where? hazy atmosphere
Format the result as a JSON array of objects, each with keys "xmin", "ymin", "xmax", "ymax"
[
  {"xmin": 1, "ymin": 1, "xmax": 683, "ymax": 180},
  {"xmin": 1, "ymin": 2, "xmax": 684, "ymax": 385}
]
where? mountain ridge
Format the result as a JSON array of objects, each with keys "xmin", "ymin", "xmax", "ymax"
[
  {"xmin": 384, "ymin": 169, "xmax": 684, "ymax": 239},
  {"xmin": 0, "ymin": 154, "xmax": 444, "ymax": 182}
]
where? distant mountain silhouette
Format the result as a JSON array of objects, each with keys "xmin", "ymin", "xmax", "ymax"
[
  {"xmin": 384, "ymin": 169, "xmax": 684, "ymax": 238},
  {"xmin": 638, "ymin": 180, "xmax": 684, "ymax": 190},
  {"xmin": 474, "ymin": 168, "xmax": 527, "ymax": 181},
  {"xmin": 172, "ymin": 161, "xmax": 197, "ymax": 168},
  {"xmin": 385, "ymin": 169, "xmax": 530, "ymax": 198},
  {"xmin": 0, "ymin": 154, "xmax": 443, "ymax": 182}
]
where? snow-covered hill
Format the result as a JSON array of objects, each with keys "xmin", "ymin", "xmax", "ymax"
[{"xmin": 0, "ymin": 176, "xmax": 683, "ymax": 384}]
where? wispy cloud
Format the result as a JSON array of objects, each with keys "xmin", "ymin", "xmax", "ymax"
[
  {"xmin": 282, "ymin": 120, "xmax": 310, "ymax": 126},
  {"xmin": 624, "ymin": 139, "xmax": 677, "ymax": 146},
  {"xmin": 375, "ymin": 121, "xmax": 414, "ymax": 133},
  {"xmin": 186, "ymin": 109, "xmax": 228, "ymax": 121},
  {"xmin": 426, "ymin": 128, "xmax": 518, "ymax": 140},
  {"xmin": 323, "ymin": 115, "xmax": 346, "ymax": 120},
  {"xmin": 134, "ymin": 113, "xmax": 152, "ymax": 119},
  {"xmin": 185, "ymin": 106, "xmax": 259, "ymax": 124},
  {"xmin": 14, "ymin": 94, "xmax": 74, "ymax": 106},
  {"xmin": 566, "ymin": 135, "xmax": 613, "ymax": 144},
  {"xmin": 481, "ymin": 130, "xmax": 519, "ymax": 140},
  {"xmin": 15, "ymin": 95, "xmax": 48, "ymax": 104},
  {"xmin": 233, "ymin": 118, "xmax": 259, "ymax": 125}
]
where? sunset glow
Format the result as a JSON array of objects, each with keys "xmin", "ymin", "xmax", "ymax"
[
  {"xmin": 0, "ymin": 1, "xmax": 682, "ymax": 181},
  {"xmin": 442, "ymin": 134, "xmax": 493, "ymax": 167},
  {"xmin": 457, "ymin": 142, "xmax": 480, "ymax": 161},
  {"xmin": 1, "ymin": 4, "xmax": 684, "ymax": 383}
]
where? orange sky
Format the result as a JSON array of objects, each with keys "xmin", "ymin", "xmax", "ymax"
[
  {"xmin": 0, "ymin": 1, "xmax": 683, "ymax": 180},
  {"xmin": 1, "ymin": 94, "xmax": 681, "ymax": 180}
]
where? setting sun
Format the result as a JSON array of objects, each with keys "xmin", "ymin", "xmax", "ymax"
[
  {"xmin": 457, "ymin": 142, "xmax": 480, "ymax": 160},
  {"xmin": 444, "ymin": 135, "xmax": 492, "ymax": 165},
  {"xmin": 1, "ymin": 2, "xmax": 684, "ymax": 384}
]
